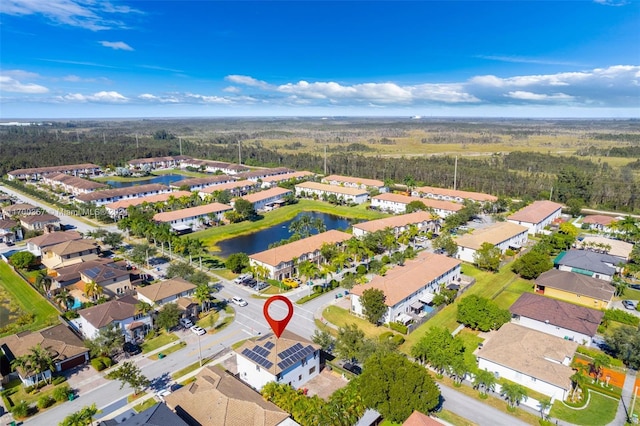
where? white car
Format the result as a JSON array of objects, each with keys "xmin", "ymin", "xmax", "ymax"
[
  {"xmin": 156, "ymin": 388, "xmax": 171, "ymax": 401},
  {"xmin": 190, "ymin": 325, "xmax": 206, "ymax": 336},
  {"xmin": 179, "ymin": 318, "xmax": 194, "ymax": 328},
  {"xmin": 231, "ymin": 296, "xmax": 248, "ymax": 307}
]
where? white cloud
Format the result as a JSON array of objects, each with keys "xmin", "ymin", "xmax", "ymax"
[
  {"xmin": 1, "ymin": 0, "xmax": 141, "ymax": 31},
  {"xmin": 223, "ymin": 86, "xmax": 241, "ymax": 93},
  {"xmin": 593, "ymin": 0, "xmax": 628, "ymax": 6},
  {"xmin": 225, "ymin": 75, "xmax": 270, "ymax": 89},
  {"xmin": 186, "ymin": 93, "xmax": 233, "ymax": 104},
  {"xmin": 62, "ymin": 91, "xmax": 127, "ymax": 102},
  {"xmin": 0, "ymin": 76, "xmax": 49, "ymax": 93},
  {"xmin": 506, "ymin": 91, "xmax": 575, "ymax": 101},
  {"xmin": 99, "ymin": 41, "xmax": 133, "ymax": 51},
  {"xmin": 138, "ymin": 93, "xmax": 178, "ymax": 103},
  {"xmin": 3, "ymin": 69, "xmax": 41, "ymax": 80},
  {"xmin": 476, "ymin": 55, "xmax": 585, "ymax": 67}
]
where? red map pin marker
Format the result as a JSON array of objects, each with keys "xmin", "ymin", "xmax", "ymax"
[{"xmin": 263, "ymin": 295, "xmax": 294, "ymax": 338}]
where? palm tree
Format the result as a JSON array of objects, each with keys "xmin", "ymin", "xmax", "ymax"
[
  {"xmin": 135, "ymin": 301, "xmax": 153, "ymax": 317},
  {"xmin": 11, "ymin": 344, "xmax": 55, "ymax": 385},
  {"xmin": 590, "ymin": 353, "xmax": 611, "ymax": 384},
  {"xmin": 331, "ymin": 251, "xmax": 350, "ymax": 273},
  {"xmin": 298, "ymin": 260, "xmax": 319, "ymax": 285},
  {"xmin": 501, "ymin": 382, "xmax": 528, "ymax": 409},
  {"xmin": 54, "ymin": 289, "xmax": 75, "ymax": 311},
  {"xmin": 320, "ymin": 263, "xmax": 335, "ymax": 288},
  {"xmin": 473, "ymin": 369, "xmax": 497, "ymax": 396},
  {"xmin": 570, "ymin": 367, "xmax": 588, "ymax": 403},
  {"xmin": 194, "ymin": 284, "xmax": 212, "ymax": 313},
  {"xmin": 34, "ymin": 272, "xmax": 53, "ymax": 296},
  {"xmin": 538, "ymin": 398, "xmax": 551, "ymax": 420},
  {"xmin": 84, "ymin": 281, "xmax": 103, "ymax": 301}
]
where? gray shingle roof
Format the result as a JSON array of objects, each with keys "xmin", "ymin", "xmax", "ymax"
[{"xmin": 555, "ymin": 249, "xmax": 620, "ymax": 276}]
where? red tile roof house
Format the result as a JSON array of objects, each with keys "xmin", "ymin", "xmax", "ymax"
[
  {"xmin": 249, "ymin": 230, "xmax": 352, "ymax": 280},
  {"xmin": 75, "ymin": 183, "xmax": 171, "ymax": 207},
  {"xmin": 352, "ymin": 211, "xmax": 439, "ymax": 238},
  {"xmin": 236, "ymin": 167, "xmax": 294, "ymax": 182},
  {"xmin": 507, "ymin": 200, "xmax": 563, "ymax": 235},
  {"xmin": 509, "ymin": 292, "xmax": 604, "ymax": 346},
  {"xmin": 403, "ymin": 411, "xmax": 447, "ymax": 426},
  {"xmin": 581, "ymin": 214, "xmax": 618, "ymax": 233},
  {"xmin": 260, "ymin": 171, "xmax": 315, "ymax": 188},
  {"xmin": 136, "ymin": 277, "xmax": 197, "ymax": 307},
  {"xmin": 72, "ymin": 295, "xmax": 152, "ymax": 342},
  {"xmin": 0, "ymin": 325, "xmax": 89, "ymax": 386},
  {"xmin": 198, "ymin": 180, "xmax": 259, "ymax": 200},
  {"xmin": 26, "ymin": 230, "xmax": 83, "ymax": 257},
  {"xmin": 350, "ymin": 252, "xmax": 461, "ymax": 325},
  {"xmin": 6, "ymin": 163, "xmax": 101, "ymax": 181},
  {"xmin": 153, "ymin": 202, "xmax": 232, "ymax": 232},
  {"xmin": 411, "ymin": 185, "xmax": 497, "ymax": 204},
  {"xmin": 2, "ymin": 203, "xmax": 40, "ymax": 219},
  {"xmin": 0, "ymin": 218, "xmax": 21, "ymax": 243},
  {"xmin": 295, "ymin": 181, "xmax": 369, "ymax": 205},
  {"xmin": 104, "ymin": 190, "xmax": 192, "ymax": 219},
  {"xmin": 321, "ymin": 174, "xmax": 388, "ymax": 193},
  {"xmin": 168, "ymin": 175, "xmax": 235, "ymax": 191},
  {"xmin": 454, "ymin": 222, "xmax": 528, "ymax": 263},
  {"xmin": 41, "ymin": 172, "xmax": 108, "ymax": 195},
  {"xmin": 371, "ymin": 193, "xmax": 463, "ymax": 217},
  {"xmin": 235, "ymin": 187, "xmax": 292, "ymax": 212}
]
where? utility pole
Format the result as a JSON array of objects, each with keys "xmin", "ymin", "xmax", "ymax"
[
  {"xmin": 103, "ymin": 132, "xmax": 106, "ymax": 145},
  {"xmin": 179, "ymin": 137, "xmax": 183, "ymax": 156},
  {"xmin": 135, "ymin": 134, "xmax": 139, "ymax": 149},
  {"xmin": 324, "ymin": 145, "xmax": 327, "ymax": 175},
  {"xmin": 549, "ymin": 186, "xmax": 553, "ymax": 201},
  {"xmin": 453, "ymin": 156, "xmax": 458, "ymax": 190},
  {"xmin": 238, "ymin": 140, "xmax": 242, "ymax": 164}
]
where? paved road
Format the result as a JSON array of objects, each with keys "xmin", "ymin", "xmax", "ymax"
[{"xmin": 440, "ymin": 385, "xmax": 530, "ymax": 426}]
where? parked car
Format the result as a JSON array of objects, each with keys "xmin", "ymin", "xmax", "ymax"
[
  {"xmin": 343, "ymin": 362, "xmax": 362, "ymax": 375},
  {"xmin": 190, "ymin": 325, "xmax": 206, "ymax": 335},
  {"xmin": 231, "ymin": 296, "xmax": 248, "ymax": 307},
  {"xmin": 254, "ymin": 281, "xmax": 269, "ymax": 291},
  {"xmin": 622, "ymin": 300, "xmax": 637, "ymax": 310},
  {"xmin": 156, "ymin": 388, "xmax": 171, "ymax": 401},
  {"xmin": 123, "ymin": 342, "xmax": 142, "ymax": 356},
  {"xmin": 179, "ymin": 318, "xmax": 194, "ymax": 328},
  {"xmin": 282, "ymin": 278, "xmax": 298, "ymax": 288}
]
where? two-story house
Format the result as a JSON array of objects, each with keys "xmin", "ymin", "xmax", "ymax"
[
  {"xmin": 19, "ymin": 213, "xmax": 61, "ymax": 232},
  {"xmin": 26, "ymin": 231, "xmax": 83, "ymax": 257},
  {"xmin": 507, "ymin": 200, "xmax": 563, "ymax": 235},
  {"xmin": 295, "ymin": 182, "xmax": 369, "ymax": 205},
  {"xmin": 235, "ymin": 187, "xmax": 292, "ymax": 211},
  {"xmin": 41, "ymin": 239, "xmax": 100, "ymax": 270},
  {"xmin": 352, "ymin": 211, "xmax": 439, "ymax": 238},
  {"xmin": 136, "ymin": 278, "xmax": 197, "ymax": 308},
  {"xmin": 0, "ymin": 219, "xmax": 21, "ymax": 243},
  {"xmin": 455, "ymin": 222, "xmax": 528, "ymax": 263},
  {"xmin": 153, "ymin": 202, "xmax": 232, "ymax": 232},
  {"xmin": 79, "ymin": 263, "xmax": 132, "ymax": 299},
  {"xmin": 371, "ymin": 193, "xmax": 463, "ymax": 217},
  {"xmin": 72, "ymin": 295, "xmax": 152, "ymax": 342}
]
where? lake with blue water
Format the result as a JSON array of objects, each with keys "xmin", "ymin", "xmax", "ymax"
[
  {"xmin": 214, "ymin": 211, "xmax": 356, "ymax": 257},
  {"xmin": 105, "ymin": 174, "xmax": 186, "ymax": 188}
]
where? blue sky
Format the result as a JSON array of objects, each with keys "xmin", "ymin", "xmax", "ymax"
[{"xmin": 1, "ymin": 0, "xmax": 639, "ymax": 118}]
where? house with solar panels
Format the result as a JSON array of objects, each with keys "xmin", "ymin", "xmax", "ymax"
[
  {"xmin": 79, "ymin": 263, "xmax": 132, "ymax": 299},
  {"xmin": 235, "ymin": 331, "xmax": 320, "ymax": 391}
]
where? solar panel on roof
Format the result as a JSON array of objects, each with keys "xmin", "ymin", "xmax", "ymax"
[{"xmin": 264, "ymin": 341, "xmax": 274, "ymax": 349}]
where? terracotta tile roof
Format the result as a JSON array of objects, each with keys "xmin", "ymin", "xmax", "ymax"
[
  {"xmin": 128, "ymin": 155, "xmax": 191, "ymax": 165},
  {"xmin": 45, "ymin": 173, "xmax": 108, "ymax": 191},
  {"xmin": 164, "ymin": 365, "xmax": 290, "ymax": 426},
  {"xmin": 236, "ymin": 167, "xmax": 294, "ymax": 180},
  {"xmin": 353, "ymin": 211, "xmax": 436, "ymax": 234},
  {"xmin": 350, "ymin": 252, "xmax": 461, "ymax": 306},
  {"xmin": 76, "ymin": 184, "xmax": 169, "ymax": 203},
  {"xmin": 413, "ymin": 185, "xmax": 497, "ymax": 202},
  {"xmin": 104, "ymin": 191, "xmax": 192, "ymax": 211},
  {"xmin": 169, "ymin": 175, "xmax": 234, "ymax": 188},
  {"xmin": 45, "ymin": 239, "xmax": 99, "ymax": 256},
  {"xmin": 240, "ymin": 187, "xmax": 292, "ymax": 204},
  {"xmin": 236, "ymin": 331, "xmax": 320, "ymax": 375},
  {"xmin": 26, "ymin": 231, "xmax": 82, "ymax": 248},
  {"xmin": 454, "ymin": 222, "xmax": 528, "ymax": 250},
  {"xmin": 322, "ymin": 174, "xmax": 384, "ymax": 187},
  {"xmin": 52, "ymin": 259, "xmax": 114, "ymax": 283},
  {"xmin": 582, "ymin": 215, "xmax": 617, "ymax": 226},
  {"xmin": 403, "ymin": 411, "xmax": 446, "ymax": 426},
  {"xmin": 2, "ymin": 203, "xmax": 39, "ymax": 215},
  {"xmin": 199, "ymin": 180, "xmax": 257, "ymax": 194},
  {"xmin": 250, "ymin": 230, "xmax": 351, "ymax": 267},
  {"xmin": 0, "ymin": 324, "xmax": 88, "ymax": 375},
  {"xmin": 295, "ymin": 181, "xmax": 369, "ymax": 196},
  {"xmin": 77, "ymin": 294, "xmax": 139, "ymax": 328},
  {"xmin": 476, "ymin": 323, "xmax": 577, "ymax": 391},
  {"xmin": 507, "ymin": 200, "xmax": 563, "ymax": 224},
  {"xmin": 372, "ymin": 193, "xmax": 463, "ymax": 212},
  {"xmin": 535, "ymin": 269, "xmax": 614, "ymax": 301},
  {"xmin": 19, "ymin": 213, "xmax": 60, "ymax": 225},
  {"xmin": 136, "ymin": 277, "xmax": 196, "ymax": 303},
  {"xmin": 510, "ymin": 293, "xmax": 604, "ymax": 336},
  {"xmin": 153, "ymin": 202, "xmax": 232, "ymax": 223},
  {"xmin": 0, "ymin": 219, "xmax": 18, "ymax": 230},
  {"xmin": 181, "ymin": 159, "xmax": 249, "ymax": 172},
  {"xmin": 8, "ymin": 163, "xmax": 99, "ymax": 176},
  {"xmin": 261, "ymin": 171, "xmax": 315, "ymax": 183}
]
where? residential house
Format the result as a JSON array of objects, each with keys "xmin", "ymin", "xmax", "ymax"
[
  {"xmin": 321, "ymin": 174, "xmax": 388, "ymax": 193},
  {"xmin": 411, "ymin": 185, "xmax": 497, "ymax": 205},
  {"xmin": 554, "ymin": 249, "xmax": 620, "ymax": 282},
  {"xmin": 475, "ymin": 323, "xmax": 578, "ymax": 400},
  {"xmin": 164, "ymin": 365, "xmax": 294, "ymax": 426},
  {"xmin": 582, "ymin": 215, "xmax": 618, "ymax": 233},
  {"xmin": 7, "ymin": 163, "xmax": 101, "ymax": 181},
  {"xmin": 350, "ymin": 252, "xmax": 462, "ymax": 324},
  {"xmin": 0, "ymin": 324, "xmax": 89, "ymax": 386},
  {"xmin": 249, "ymin": 230, "xmax": 352, "ymax": 280},
  {"xmin": 371, "ymin": 193, "xmax": 463, "ymax": 217},
  {"xmin": 577, "ymin": 235, "xmax": 633, "ymax": 261},
  {"xmin": 41, "ymin": 239, "xmax": 100, "ymax": 270},
  {"xmin": 169, "ymin": 175, "xmax": 235, "ymax": 191},
  {"xmin": 75, "ymin": 184, "xmax": 171, "ymax": 207},
  {"xmin": 236, "ymin": 167, "xmax": 294, "ymax": 182},
  {"xmin": 104, "ymin": 190, "xmax": 192, "ymax": 219},
  {"xmin": 180, "ymin": 158, "xmax": 249, "ymax": 175},
  {"xmin": 198, "ymin": 180, "xmax": 258, "ymax": 199},
  {"xmin": 0, "ymin": 219, "xmax": 21, "ymax": 243},
  {"xmin": 41, "ymin": 173, "xmax": 108, "ymax": 195},
  {"xmin": 507, "ymin": 200, "xmax": 563, "ymax": 235},
  {"xmin": 2, "ymin": 203, "xmax": 39, "ymax": 219},
  {"xmin": 72, "ymin": 295, "xmax": 152, "ymax": 342},
  {"xmin": 26, "ymin": 231, "xmax": 83, "ymax": 257},
  {"xmin": 49, "ymin": 258, "xmax": 115, "ymax": 290},
  {"xmin": 19, "ymin": 213, "xmax": 61, "ymax": 232},
  {"xmin": 98, "ymin": 402, "xmax": 189, "ymax": 426},
  {"xmin": 136, "ymin": 278, "xmax": 197, "ymax": 307},
  {"xmin": 236, "ymin": 187, "xmax": 292, "ymax": 211},
  {"xmin": 510, "ymin": 293, "xmax": 604, "ymax": 346},
  {"xmin": 535, "ymin": 269, "xmax": 614, "ymax": 309},
  {"xmin": 260, "ymin": 171, "xmax": 315, "ymax": 188},
  {"xmin": 454, "ymin": 222, "xmax": 528, "ymax": 263},
  {"xmin": 352, "ymin": 211, "xmax": 439, "ymax": 238},
  {"xmin": 403, "ymin": 411, "xmax": 447, "ymax": 426},
  {"xmin": 153, "ymin": 202, "xmax": 232, "ymax": 232},
  {"xmin": 79, "ymin": 263, "xmax": 132, "ymax": 299},
  {"xmin": 236, "ymin": 331, "xmax": 321, "ymax": 392},
  {"xmin": 128, "ymin": 155, "xmax": 191, "ymax": 170},
  {"xmin": 295, "ymin": 181, "xmax": 369, "ymax": 205}
]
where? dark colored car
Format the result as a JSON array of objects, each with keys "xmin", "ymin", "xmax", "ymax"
[
  {"xmin": 123, "ymin": 342, "xmax": 142, "ymax": 356},
  {"xmin": 343, "ymin": 362, "xmax": 362, "ymax": 375},
  {"xmin": 254, "ymin": 281, "xmax": 269, "ymax": 291}
]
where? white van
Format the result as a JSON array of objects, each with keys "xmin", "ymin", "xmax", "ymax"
[{"xmin": 179, "ymin": 318, "xmax": 194, "ymax": 328}]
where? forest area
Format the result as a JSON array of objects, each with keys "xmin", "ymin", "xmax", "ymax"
[{"xmin": 0, "ymin": 118, "xmax": 639, "ymax": 212}]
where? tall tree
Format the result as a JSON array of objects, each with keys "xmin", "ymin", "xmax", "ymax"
[
  {"xmin": 54, "ymin": 289, "xmax": 74, "ymax": 311},
  {"xmin": 59, "ymin": 403, "xmax": 99, "ymax": 426},
  {"xmin": 106, "ymin": 361, "xmax": 150, "ymax": 395},
  {"xmin": 156, "ymin": 303, "xmax": 181, "ymax": 331},
  {"xmin": 473, "ymin": 369, "xmax": 497, "ymax": 396},
  {"xmin": 456, "ymin": 295, "xmax": 510, "ymax": 331},
  {"xmin": 360, "ymin": 288, "xmax": 387, "ymax": 325},
  {"xmin": 85, "ymin": 325, "xmax": 125, "ymax": 358},
  {"xmin": 411, "ymin": 327, "xmax": 466, "ymax": 376},
  {"xmin": 334, "ymin": 324, "xmax": 365, "ymax": 362},
  {"xmin": 473, "ymin": 242, "xmax": 502, "ymax": 272},
  {"xmin": 194, "ymin": 283, "xmax": 212, "ymax": 313},
  {"xmin": 501, "ymin": 382, "xmax": 528, "ymax": 409}
]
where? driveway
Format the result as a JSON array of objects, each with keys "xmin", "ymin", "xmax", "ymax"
[{"xmin": 612, "ymin": 300, "xmax": 640, "ymax": 318}]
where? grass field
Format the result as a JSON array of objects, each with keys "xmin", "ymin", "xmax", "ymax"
[
  {"xmin": 322, "ymin": 305, "xmax": 387, "ymax": 339},
  {"xmin": 141, "ymin": 331, "xmax": 179, "ymax": 353},
  {"xmin": 435, "ymin": 410, "xmax": 478, "ymax": 426},
  {"xmin": 192, "ymin": 199, "xmax": 388, "ymax": 249},
  {"xmin": 133, "ymin": 397, "xmax": 157, "ymax": 413},
  {"xmin": 551, "ymin": 390, "xmax": 618, "ymax": 426},
  {"xmin": 0, "ymin": 262, "xmax": 59, "ymax": 337}
]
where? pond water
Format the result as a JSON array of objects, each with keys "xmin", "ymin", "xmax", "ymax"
[
  {"xmin": 214, "ymin": 211, "xmax": 355, "ymax": 257},
  {"xmin": 105, "ymin": 174, "xmax": 187, "ymax": 188}
]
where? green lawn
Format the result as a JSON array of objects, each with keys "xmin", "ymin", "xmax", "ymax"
[
  {"xmin": 133, "ymin": 397, "xmax": 157, "ymax": 413},
  {"xmin": 0, "ymin": 262, "xmax": 59, "ymax": 337},
  {"xmin": 150, "ymin": 341, "xmax": 186, "ymax": 360},
  {"xmin": 141, "ymin": 332, "xmax": 179, "ymax": 353},
  {"xmin": 322, "ymin": 306, "xmax": 388, "ymax": 339},
  {"xmin": 196, "ymin": 311, "xmax": 219, "ymax": 329},
  {"xmin": 551, "ymin": 390, "xmax": 618, "ymax": 426},
  {"xmin": 192, "ymin": 199, "xmax": 388, "ymax": 250},
  {"xmin": 457, "ymin": 329, "xmax": 483, "ymax": 371},
  {"xmin": 436, "ymin": 410, "xmax": 478, "ymax": 426},
  {"xmin": 1, "ymin": 378, "xmax": 69, "ymax": 409}
]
